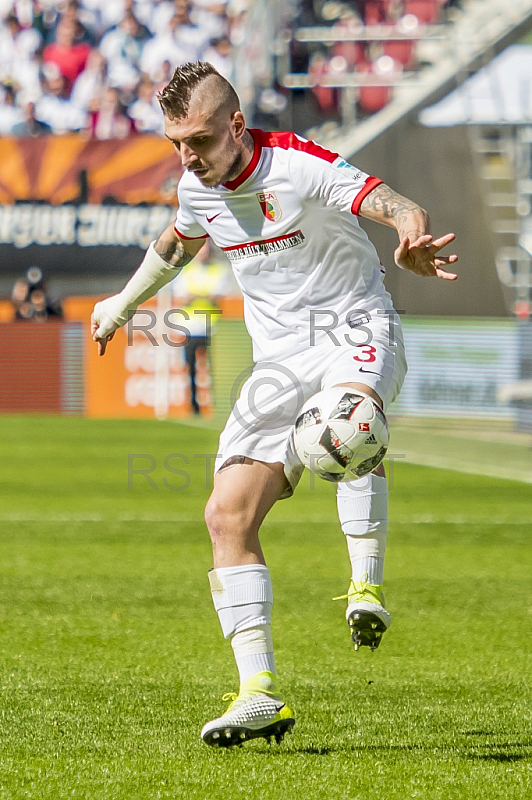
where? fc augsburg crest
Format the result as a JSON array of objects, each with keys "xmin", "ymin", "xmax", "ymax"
[{"xmin": 257, "ymin": 191, "xmax": 282, "ymax": 222}]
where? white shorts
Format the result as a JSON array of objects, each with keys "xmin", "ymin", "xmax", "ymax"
[{"xmin": 215, "ymin": 310, "xmax": 407, "ymax": 498}]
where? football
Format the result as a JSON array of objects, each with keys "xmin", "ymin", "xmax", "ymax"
[{"xmin": 293, "ymin": 387, "xmax": 389, "ymax": 482}]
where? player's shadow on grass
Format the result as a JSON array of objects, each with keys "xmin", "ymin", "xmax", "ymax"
[
  {"xmin": 282, "ymin": 742, "xmax": 531, "ymax": 760},
  {"xmin": 465, "ymin": 752, "xmax": 529, "ymax": 762},
  {"xmin": 254, "ymin": 740, "xmax": 531, "ymax": 761},
  {"xmin": 460, "ymin": 732, "xmax": 531, "ymax": 760},
  {"xmin": 463, "ymin": 743, "xmax": 531, "ymax": 762},
  {"xmin": 262, "ymin": 746, "xmax": 333, "ymax": 756}
]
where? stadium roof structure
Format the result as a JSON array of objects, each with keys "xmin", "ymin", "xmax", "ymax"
[{"xmin": 420, "ymin": 45, "xmax": 532, "ymax": 126}]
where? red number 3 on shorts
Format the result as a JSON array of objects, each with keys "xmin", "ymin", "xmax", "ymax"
[{"xmin": 353, "ymin": 345, "xmax": 377, "ymax": 363}]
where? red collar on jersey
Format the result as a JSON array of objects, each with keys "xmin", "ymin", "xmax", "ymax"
[
  {"xmin": 222, "ymin": 129, "xmax": 261, "ymax": 191},
  {"xmin": 221, "ymin": 128, "xmax": 341, "ymax": 190}
]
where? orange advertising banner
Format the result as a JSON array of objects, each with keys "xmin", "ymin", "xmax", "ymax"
[
  {"xmin": 0, "ymin": 135, "xmax": 182, "ymax": 206},
  {"xmin": 0, "ymin": 135, "xmax": 184, "ymax": 275},
  {"xmin": 70, "ymin": 297, "xmax": 212, "ymax": 419}
]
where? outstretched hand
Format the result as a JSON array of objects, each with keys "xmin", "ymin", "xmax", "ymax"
[
  {"xmin": 91, "ymin": 315, "xmax": 115, "ymax": 356},
  {"xmin": 91, "ymin": 300, "xmax": 120, "ymax": 357},
  {"xmin": 394, "ymin": 232, "xmax": 458, "ymax": 280}
]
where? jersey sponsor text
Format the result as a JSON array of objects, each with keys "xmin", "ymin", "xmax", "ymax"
[{"xmin": 222, "ymin": 230, "xmax": 305, "ymax": 262}]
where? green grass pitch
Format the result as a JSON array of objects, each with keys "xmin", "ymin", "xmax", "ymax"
[{"xmin": 0, "ymin": 415, "xmax": 530, "ymax": 799}]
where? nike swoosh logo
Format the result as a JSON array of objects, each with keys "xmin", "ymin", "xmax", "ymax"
[
  {"xmin": 206, "ymin": 212, "xmax": 222, "ymax": 223},
  {"xmin": 358, "ymin": 367, "xmax": 382, "ymax": 376},
  {"xmin": 275, "ymin": 703, "xmax": 286, "ymax": 712}
]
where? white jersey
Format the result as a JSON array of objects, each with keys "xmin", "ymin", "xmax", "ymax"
[{"xmin": 174, "ymin": 129, "xmax": 393, "ymax": 362}]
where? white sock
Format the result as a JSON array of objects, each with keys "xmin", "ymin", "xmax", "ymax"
[
  {"xmin": 209, "ymin": 564, "xmax": 273, "ymax": 637},
  {"xmin": 337, "ymin": 473, "xmax": 388, "ymax": 587},
  {"xmin": 208, "ymin": 565, "xmax": 276, "ymax": 685},
  {"xmin": 345, "ymin": 543, "xmax": 385, "ymax": 585},
  {"xmin": 231, "ymin": 625, "xmax": 276, "ymax": 684}
]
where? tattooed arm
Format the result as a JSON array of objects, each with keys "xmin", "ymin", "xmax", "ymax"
[
  {"xmin": 91, "ymin": 223, "xmax": 206, "ymax": 355},
  {"xmin": 359, "ymin": 183, "xmax": 430, "ymax": 241},
  {"xmin": 359, "ymin": 183, "xmax": 458, "ymax": 280},
  {"xmin": 154, "ymin": 222, "xmax": 205, "ymax": 267}
]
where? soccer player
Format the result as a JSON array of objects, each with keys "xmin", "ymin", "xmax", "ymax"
[{"xmin": 92, "ymin": 62, "xmax": 458, "ymax": 748}]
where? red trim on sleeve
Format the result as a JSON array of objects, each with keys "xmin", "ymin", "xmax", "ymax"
[
  {"xmin": 351, "ymin": 176, "xmax": 383, "ymax": 216},
  {"xmin": 174, "ymin": 226, "xmax": 209, "ymax": 241}
]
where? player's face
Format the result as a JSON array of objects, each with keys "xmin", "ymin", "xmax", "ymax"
[{"xmin": 164, "ymin": 108, "xmax": 246, "ymax": 188}]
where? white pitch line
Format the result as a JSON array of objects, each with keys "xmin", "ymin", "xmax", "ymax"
[
  {"xmin": 0, "ymin": 514, "xmax": 529, "ymax": 525},
  {"xmin": 397, "ymin": 452, "xmax": 532, "ymax": 485},
  {"xmin": 0, "ymin": 514, "xmax": 200, "ymax": 523}
]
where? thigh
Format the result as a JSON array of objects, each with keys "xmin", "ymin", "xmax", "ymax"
[
  {"xmin": 207, "ymin": 458, "xmax": 290, "ymax": 566},
  {"xmin": 212, "ymin": 457, "xmax": 289, "ymax": 527}
]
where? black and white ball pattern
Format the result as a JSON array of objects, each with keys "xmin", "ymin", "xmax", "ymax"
[{"xmin": 293, "ymin": 387, "xmax": 389, "ymax": 482}]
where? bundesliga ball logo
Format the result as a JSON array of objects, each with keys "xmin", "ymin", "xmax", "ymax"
[{"xmin": 293, "ymin": 387, "xmax": 389, "ymax": 482}]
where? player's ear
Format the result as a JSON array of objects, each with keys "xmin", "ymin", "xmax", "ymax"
[{"xmin": 232, "ymin": 110, "xmax": 246, "ymax": 140}]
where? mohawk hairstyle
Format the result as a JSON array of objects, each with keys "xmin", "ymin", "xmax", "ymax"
[{"xmin": 157, "ymin": 61, "xmax": 239, "ymax": 120}]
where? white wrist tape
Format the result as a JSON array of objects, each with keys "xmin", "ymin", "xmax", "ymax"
[{"xmin": 92, "ymin": 240, "xmax": 183, "ymax": 339}]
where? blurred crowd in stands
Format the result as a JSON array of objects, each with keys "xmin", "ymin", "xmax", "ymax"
[
  {"xmin": 0, "ymin": 0, "xmax": 246, "ymax": 137},
  {"xmin": 11, "ymin": 267, "xmax": 63, "ymax": 320},
  {"xmin": 296, "ymin": 0, "xmax": 460, "ymax": 28},
  {"xmin": 293, "ymin": 0, "xmax": 462, "ymax": 117},
  {"xmin": 0, "ymin": 0, "xmax": 463, "ymax": 138}
]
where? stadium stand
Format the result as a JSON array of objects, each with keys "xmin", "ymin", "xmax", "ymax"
[
  {"xmin": 279, "ymin": 0, "xmax": 454, "ymax": 125},
  {"xmin": 2, "ymin": 0, "xmax": 527, "ymax": 139},
  {"xmin": 1, "ymin": 0, "xmax": 532, "ymax": 140},
  {"xmin": 0, "ymin": 0, "xmax": 246, "ymax": 137},
  {"xmin": 273, "ymin": 0, "xmax": 532, "ymax": 147},
  {"xmin": 309, "ymin": 1, "xmax": 532, "ymax": 153},
  {"xmin": 0, "ymin": 0, "xmax": 491, "ymax": 138}
]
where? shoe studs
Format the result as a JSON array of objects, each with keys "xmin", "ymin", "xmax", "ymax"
[
  {"xmin": 265, "ymin": 733, "xmax": 285, "ymax": 745},
  {"xmin": 263, "ymin": 720, "xmax": 295, "ymax": 745},
  {"xmin": 204, "ymin": 718, "xmax": 295, "ymax": 749},
  {"xmin": 348, "ymin": 609, "xmax": 386, "ymax": 652}
]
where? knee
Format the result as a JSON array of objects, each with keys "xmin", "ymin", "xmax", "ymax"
[
  {"xmin": 204, "ymin": 495, "xmax": 222, "ymax": 540},
  {"xmin": 204, "ymin": 494, "xmax": 245, "ymax": 541}
]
